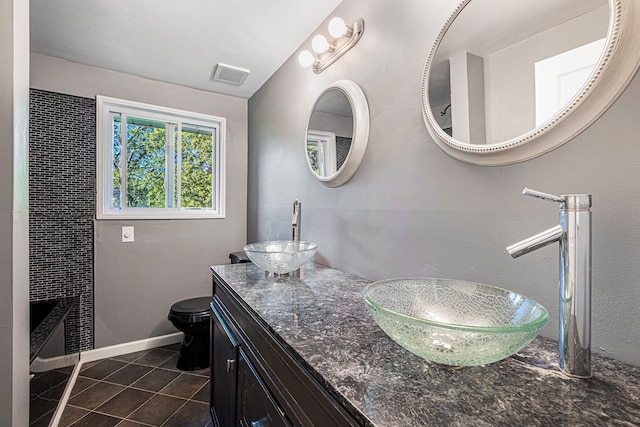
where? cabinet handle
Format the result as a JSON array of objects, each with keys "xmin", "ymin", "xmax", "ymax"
[{"xmin": 226, "ymin": 358, "xmax": 236, "ymax": 372}]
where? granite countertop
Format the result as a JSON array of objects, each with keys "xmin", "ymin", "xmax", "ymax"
[{"xmin": 212, "ymin": 262, "xmax": 640, "ymax": 426}]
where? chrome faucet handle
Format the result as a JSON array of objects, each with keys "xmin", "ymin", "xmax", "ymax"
[
  {"xmin": 292, "ymin": 199, "xmax": 300, "ymax": 226},
  {"xmin": 522, "ymin": 187, "xmax": 565, "ymax": 204}
]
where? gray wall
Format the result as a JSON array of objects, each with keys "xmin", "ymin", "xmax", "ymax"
[
  {"xmin": 0, "ymin": 0, "xmax": 30, "ymax": 423},
  {"xmin": 30, "ymin": 54, "xmax": 248, "ymax": 348},
  {"xmin": 485, "ymin": 6, "xmax": 607, "ymax": 142},
  {"xmin": 309, "ymin": 111, "xmax": 353, "ymax": 137},
  {"xmin": 248, "ymin": 0, "xmax": 640, "ymax": 366}
]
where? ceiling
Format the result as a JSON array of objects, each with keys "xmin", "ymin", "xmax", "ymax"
[
  {"xmin": 428, "ymin": 0, "xmax": 608, "ymax": 105},
  {"xmin": 433, "ymin": 0, "xmax": 606, "ymax": 60},
  {"xmin": 30, "ymin": 0, "xmax": 343, "ymax": 99}
]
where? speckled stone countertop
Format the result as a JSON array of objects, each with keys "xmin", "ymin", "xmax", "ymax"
[{"xmin": 212, "ymin": 262, "xmax": 640, "ymax": 426}]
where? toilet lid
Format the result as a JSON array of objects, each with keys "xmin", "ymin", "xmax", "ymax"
[{"xmin": 169, "ymin": 296, "xmax": 211, "ymax": 323}]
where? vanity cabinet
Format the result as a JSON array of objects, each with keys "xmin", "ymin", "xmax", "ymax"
[
  {"xmin": 210, "ymin": 274, "xmax": 361, "ymax": 427},
  {"xmin": 210, "ymin": 303, "xmax": 239, "ymax": 427},
  {"xmin": 237, "ymin": 348, "xmax": 290, "ymax": 427}
]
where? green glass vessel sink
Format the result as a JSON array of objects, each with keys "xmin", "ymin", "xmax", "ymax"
[
  {"xmin": 244, "ymin": 240, "xmax": 317, "ymax": 275},
  {"xmin": 363, "ymin": 278, "xmax": 548, "ymax": 366}
]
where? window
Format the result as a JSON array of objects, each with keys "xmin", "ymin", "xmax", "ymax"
[
  {"xmin": 306, "ymin": 130, "xmax": 337, "ymax": 177},
  {"xmin": 97, "ymin": 96, "xmax": 225, "ymax": 219}
]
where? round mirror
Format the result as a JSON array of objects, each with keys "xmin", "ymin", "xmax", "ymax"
[
  {"xmin": 306, "ymin": 80, "xmax": 370, "ymax": 187},
  {"xmin": 422, "ymin": 0, "xmax": 640, "ymax": 165}
]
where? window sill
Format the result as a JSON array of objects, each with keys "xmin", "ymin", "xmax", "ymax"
[{"xmin": 96, "ymin": 211, "xmax": 225, "ymax": 220}]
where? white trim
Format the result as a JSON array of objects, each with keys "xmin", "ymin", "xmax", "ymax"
[
  {"xmin": 44, "ymin": 333, "xmax": 183, "ymax": 426},
  {"xmin": 166, "ymin": 123, "xmax": 176, "ymax": 208},
  {"xmin": 305, "ymin": 80, "xmax": 370, "ymax": 187},
  {"xmin": 94, "ymin": 208, "xmax": 225, "ymax": 220},
  {"xmin": 216, "ymin": 123, "xmax": 226, "ymax": 214},
  {"xmin": 96, "ymin": 95, "xmax": 226, "ymax": 219},
  {"xmin": 307, "ymin": 130, "xmax": 337, "ymax": 177},
  {"xmin": 29, "ymin": 353, "xmax": 79, "ymax": 373},
  {"xmin": 80, "ymin": 332, "xmax": 183, "ymax": 363}
]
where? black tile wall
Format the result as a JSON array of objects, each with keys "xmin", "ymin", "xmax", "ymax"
[
  {"xmin": 29, "ymin": 89, "xmax": 96, "ymax": 352},
  {"xmin": 336, "ymin": 136, "xmax": 352, "ymax": 171}
]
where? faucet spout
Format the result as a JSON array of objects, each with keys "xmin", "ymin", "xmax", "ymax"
[
  {"xmin": 507, "ymin": 225, "xmax": 563, "ymax": 258},
  {"xmin": 507, "ymin": 189, "xmax": 592, "ymax": 378}
]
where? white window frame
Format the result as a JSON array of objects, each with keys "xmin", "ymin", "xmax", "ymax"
[
  {"xmin": 96, "ymin": 95, "xmax": 226, "ymax": 219},
  {"xmin": 306, "ymin": 130, "xmax": 337, "ymax": 177}
]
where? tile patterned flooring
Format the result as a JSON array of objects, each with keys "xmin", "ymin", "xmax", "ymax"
[
  {"xmin": 30, "ymin": 365, "xmax": 74, "ymax": 426},
  {"xmin": 59, "ymin": 343, "xmax": 212, "ymax": 427}
]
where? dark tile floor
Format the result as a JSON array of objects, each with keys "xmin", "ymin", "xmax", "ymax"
[
  {"xmin": 30, "ymin": 365, "xmax": 74, "ymax": 426},
  {"xmin": 59, "ymin": 343, "xmax": 212, "ymax": 427}
]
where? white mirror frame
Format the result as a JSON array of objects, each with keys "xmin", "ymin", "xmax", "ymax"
[
  {"xmin": 306, "ymin": 79, "xmax": 370, "ymax": 187},
  {"xmin": 421, "ymin": 0, "xmax": 640, "ymax": 166}
]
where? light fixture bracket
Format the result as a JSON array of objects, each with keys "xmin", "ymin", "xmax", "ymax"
[{"xmin": 313, "ymin": 19, "xmax": 364, "ymax": 73}]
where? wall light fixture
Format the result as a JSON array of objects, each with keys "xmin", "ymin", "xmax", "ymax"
[{"xmin": 298, "ymin": 17, "xmax": 364, "ymax": 74}]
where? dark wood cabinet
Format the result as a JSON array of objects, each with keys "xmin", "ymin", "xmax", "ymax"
[
  {"xmin": 210, "ymin": 296, "xmax": 290, "ymax": 427},
  {"xmin": 237, "ymin": 348, "xmax": 290, "ymax": 427},
  {"xmin": 210, "ymin": 274, "xmax": 360, "ymax": 427},
  {"xmin": 210, "ymin": 303, "xmax": 239, "ymax": 427}
]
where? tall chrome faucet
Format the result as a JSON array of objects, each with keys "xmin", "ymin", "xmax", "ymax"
[
  {"xmin": 291, "ymin": 199, "xmax": 302, "ymax": 277},
  {"xmin": 292, "ymin": 199, "xmax": 301, "ymax": 242},
  {"xmin": 507, "ymin": 188, "xmax": 592, "ymax": 378}
]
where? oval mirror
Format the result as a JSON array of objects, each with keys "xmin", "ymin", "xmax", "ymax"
[
  {"xmin": 306, "ymin": 80, "xmax": 370, "ymax": 187},
  {"xmin": 422, "ymin": 0, "xmax": 640, "ymax": 165}
]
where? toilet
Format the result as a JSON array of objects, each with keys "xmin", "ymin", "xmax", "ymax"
[{"xmin": 168, "ymin": 296, "xmax": 211, "ymax": 371}]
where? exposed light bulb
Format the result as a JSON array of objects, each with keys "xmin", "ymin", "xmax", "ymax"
[
  {"xmin": 328, "ymin": 17, "xmax": 348, "ymax": 38},
  {"xmin": 298, "ymin": 50, "xmax": 315, "ymax": 68},
  {"xmin": 311, "ymin": 35, "xmax": 330, "ymax": 54}
]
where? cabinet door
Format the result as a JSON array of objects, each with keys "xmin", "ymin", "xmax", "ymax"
[
  {"xmin": 211, "ymin": 303, "xmax": 240, "ymax": 427},
  {"xmin": 237, "ymin": 349, "xmax": 291, "ymax": 427}
]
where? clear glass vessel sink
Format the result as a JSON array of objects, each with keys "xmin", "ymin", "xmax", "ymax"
[
  {"xmin": 363, "ymin": 278, "xmax": 548, "ymax": 366},
  {"xmin": 243, "ymin": 241, "xmax": 317, "ymax": 275}
]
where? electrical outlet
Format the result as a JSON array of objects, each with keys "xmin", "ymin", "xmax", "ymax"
[{"xmin": 122, "ymin": 226, "xmax": 134, "ymax": 243}]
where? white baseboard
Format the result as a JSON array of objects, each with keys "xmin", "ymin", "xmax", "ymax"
[
  {"xmin": 80, "ymin": 332, "xmax": 183, "ymax": 363},
  {"xmin": 44, "ymin": 332, "xmax": 184, "ymax": 427},
  {"xmin": 29, "ymin": 353, "xmax": 79, "ymax": 373}
]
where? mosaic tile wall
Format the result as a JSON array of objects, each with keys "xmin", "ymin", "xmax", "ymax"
[
  {"xmin": 29, "ymin": 89, "xmax": 96, "ymax": 353},
  {"xmin": 336, "ymin": 136, "xmax": 352, "ymax": 171}
]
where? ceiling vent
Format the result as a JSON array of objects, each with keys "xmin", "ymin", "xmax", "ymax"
[{"xmin": 210, "ymin": 63, "xmax": 250, "ymax": 86}]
